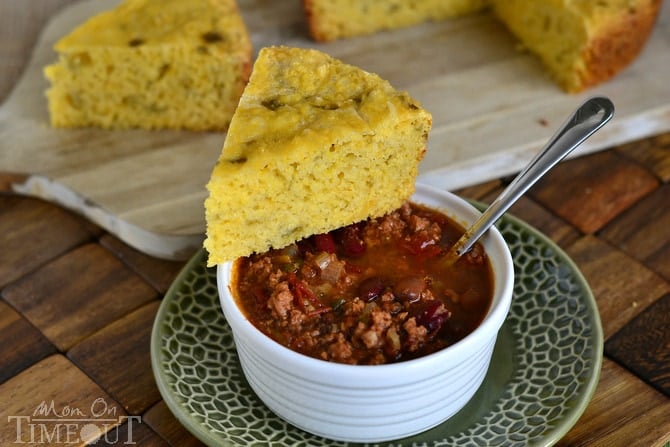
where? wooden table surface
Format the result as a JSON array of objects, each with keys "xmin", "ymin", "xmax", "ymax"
[{"xmin": 1, "ymin": 2, "xmax": 669, "ymax": 446}]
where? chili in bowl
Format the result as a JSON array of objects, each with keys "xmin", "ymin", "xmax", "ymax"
[{"xmin": 217, "ymin": 182, "xmax": 514, "ymax": 443}]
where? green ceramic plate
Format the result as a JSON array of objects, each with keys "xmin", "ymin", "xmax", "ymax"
[{"xmin": 151, "ymin": 212, "xmax": 603, "ymax": 446}]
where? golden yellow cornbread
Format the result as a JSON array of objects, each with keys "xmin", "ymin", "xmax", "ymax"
[
  {"xmin": 44, "ymin": 0, "xmax": 252, "ymax": 130},
  {"xmin": 204, "ymin": 46, "xmax": 432, "ymax": 266},
  {"xmin": 490, "ymin": 0, "xmax": 661, "ymax": 92},
  {"xmin": 303, "ymin": 0, "xmax": 489, "ymax": 42},
  {"xmin": 303, "ymin": 0, "xmax": 660, "ymax": 93}
]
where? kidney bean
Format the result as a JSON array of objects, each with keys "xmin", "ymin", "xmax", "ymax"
[
  {"xmin": 399, "ymin": 234, "xmax": 442, "ymax": 258},
  {"xmin": 296, "ymin": 238, "xmax": 313, "ymax": 254},
  {"xmin": 393, "ymin": 276, "xmax": 426, "ymax": 303},
  {"xmin": 312, "ymin": 233, "xmax": 336, "ymax": 254},
  {"xmin": 358, "ymin": 277, "xmax": 385, "ymax": 302},
  {"xmin": 416, "ymin": 300, "xmax": 450, "ymax": 333},
  {"xmin": 335, "ymin": 225, "xmax": 366, "ymax": 257}
]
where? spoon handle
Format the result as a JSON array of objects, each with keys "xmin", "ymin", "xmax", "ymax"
[{"xmin": 452, "ymin": 96, "xmax": 615, "ymax": 257}]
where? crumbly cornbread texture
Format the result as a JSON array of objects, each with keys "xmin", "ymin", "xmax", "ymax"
[
  {"xmin": 204, "ymin": 46, "xmax": 432, "ymax": 266},
  {"xmin": 44, "ymin": 0, "xmax": 252, "ymax": 130},
  {"xmin": 491, "ymin": 0, "xmax": 661, "ymax": 93},
  {"xmin": 303, "ymin": 0, "xmax": 660, "ymax": 93},
  {"xmin": 303, "ymin": 0, "xmax": 489, "ymax": 41}
]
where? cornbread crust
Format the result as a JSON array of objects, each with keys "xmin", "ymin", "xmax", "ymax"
[
  {"xmin": 492, "ymin": 0, "xmax": 662, "ymax": 93},
  {"xmin": 44, "ymin": 0, "xmax": 252, "ymax": 130},
  {"xmin": 204, "ymin": 46, "xmax": 432, "ymax": 266},
  {"xmin": 303, "ymin": 0, "xmax": 489, "ymax": 42}
]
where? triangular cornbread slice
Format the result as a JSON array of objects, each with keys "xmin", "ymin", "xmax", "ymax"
[
  {"xmin": 44, "ymin": 0, "xmax": 252, "ymax": 131},
  {"xmin": 204, "ymin": 46, "xmax": 432, "ymax": 266}
]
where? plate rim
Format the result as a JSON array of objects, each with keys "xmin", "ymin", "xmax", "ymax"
[{"xmin": 499, "ymin": 210, "xmax": 604, "ymax": 446}]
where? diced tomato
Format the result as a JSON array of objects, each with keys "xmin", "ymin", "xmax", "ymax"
[{"xmin": 287, "ymin": 272, "xmax": 328, "ymax": 315}]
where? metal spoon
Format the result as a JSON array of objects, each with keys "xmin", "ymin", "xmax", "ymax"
[{"xmin": 446, "ymin": 96, "xmax": 615, "ymax": 261}]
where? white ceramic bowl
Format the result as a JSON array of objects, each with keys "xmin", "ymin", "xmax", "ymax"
[{"xmin": 217, "ymin": 182, "xmax": 514, "ymax": 443}]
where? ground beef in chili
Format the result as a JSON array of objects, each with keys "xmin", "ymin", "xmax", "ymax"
[{"xmin": 232, "ymin": 201, "xmax": 494, "ymax": 365}]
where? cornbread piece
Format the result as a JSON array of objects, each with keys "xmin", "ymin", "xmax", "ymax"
[
  {"xmin": 44, "ymin": 0, "xmax": 252, "ymax": 130},
  {"xmin": 204, "ymin": 46, "xmax": 432, "ymax": 266},
  {"xmin": 303, "ymin": 0, "xmax": 660, "ymax": 93},
  {"xmin": 491, "ymin": 0, "xmax": 661, "ymax": 92},
  {"xmin": 303, "ymin": 0, "xmax": 489, "ymax": 41}
]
